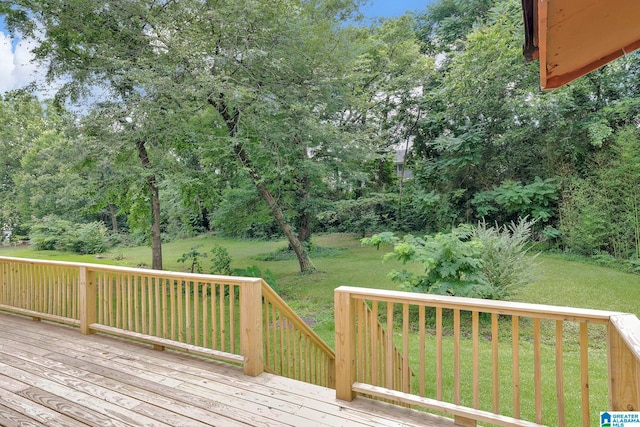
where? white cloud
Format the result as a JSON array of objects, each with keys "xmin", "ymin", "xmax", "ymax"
[{"xmin": 0, "ymin": 32, "xmax": 44, "ymax": 93}]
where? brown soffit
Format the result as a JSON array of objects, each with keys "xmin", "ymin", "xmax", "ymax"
[{"xmin": 522, "ymin": 0, "xmax": 640, "ymax": 90}]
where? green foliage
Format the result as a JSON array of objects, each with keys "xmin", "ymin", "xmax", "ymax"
[
  {"xmin": 316, "ymin": 193, "xmax": 396, "ymax": 237},
  {"xmin": 29, "ymin": 216, "xmax": 70, "ymax": 251},
  {"xmin": 471, "ymin": 217, "xmax": 538, "ymax": 299},
  {"xmin": 210, "ymin": 187, "xmax": 280, "ymax": 239},
  {"xmin": 586, "ymin": 121, "xmax": 613, "ymax": 148},
  {"xmin": 29, "ymin": 216, "xmax": 108, "ymax": 254},
  {"xmin": 177, "ymin": 245, "xmax": 208, "ymax": 274},
  {"xmin": 363, "ymin": 218, "xmax": 537, "ymax": 299},
  {"xmin": 210, "ymin": 245, "xmax": 232, "ymax": 276},
  {"xmin": 363, "ymin": 226, "xmax": 491, "ymax": 298},
  {"xmin": 559, "ymin": 127, "xmax": 640, "ymax": 259},
  {"xmin": 472, "ymin": 178, "xmax": 559, "ymax": 223},
  {"xmin": 67, "ymin": 222, "xmax": 110, "ymax": 255},
  {"xmin": 233, "ymin": 265, "xmax": 280, "ymax": 295}
]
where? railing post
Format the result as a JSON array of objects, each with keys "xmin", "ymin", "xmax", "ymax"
[
  {"xmin": 335, "ymin": 287, "xmax": 356, "ymax": 401},
  {"xmin": 607, "ymin": 314, "xmax": 640, "ymax": 411},
  {"xmin": 241, "ymin": 279, "xmax": 264, "ymax": 377},
  {"xmin": 79, "ymin": 266, "xmax": 96, "ymax": 335}
]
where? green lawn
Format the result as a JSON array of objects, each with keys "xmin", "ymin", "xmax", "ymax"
[{"xmin": 3, "ymin": 232, "xmax": 639, "ymax": 331}]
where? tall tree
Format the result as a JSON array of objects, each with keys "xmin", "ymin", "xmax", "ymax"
[{"xmin": 1, "ymin": 0, "xmax": 369, "ymax": 273}]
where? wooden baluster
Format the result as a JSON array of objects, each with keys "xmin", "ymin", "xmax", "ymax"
[
  {"xmin": 230, "ymin": 284, "xmax": 237, "ymax": 354},
  {"xmin": 419, "ymin": 305, "xmax": 426, "ymax": 397},
  {"xmin": 533, "ymin": 318, "xmax": 543, "ymax": 424},
  {"xmin": 402, "ymin": 303, "xmax": 410, "ymax": 393},
  {"xmin": 436, "ymin": 306, "xmax": 443, "ymax": 401},
  {"xmin": 513, "ymin": 315, "xmax": 520, "ymax": 419},
  {"xmin": 492, "ymin": 313, "xmax": 499, "ymax": 414},
  {"xmin": 220, "ymin": 283, "xmax": 226, "ymax": 352},
  {"xmin": 386, "ymin": 302, "xmax": 394, "ymax": 390},
  {"xmin": 556, "ymin": 320, "xmax": 565, "ymax": 427},
  {"xmin": 580, "ymin": 322, "xmax": 590, "ymax": 427},
  {"xmin": 472, "ymin": 311, "xmax": 479, "ymax": 409},
  {"xmin": 193, "ymin": 280, "xmax": 199, "ymax": 346},
  {"xmin": 454, "ymin": 308, "xmax": 461, "ymax": 405}
]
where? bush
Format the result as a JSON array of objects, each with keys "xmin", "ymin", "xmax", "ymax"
[
  {"xmin": 177, "ymin": 245, "xmax": 208, "ymax": 273},
  {"xmin": 29, "ymin": 216, "xmax": 71, "ymax": 250},
  {"xmin": 66, "ymin": 222, "xmax": 109, "ymax": 254},
  {"xmin": 471, "ymin": 217, "xmax": 538, "ymax": 299},
  {"xmin": 472, "ymin": 177, "xmax": 559, "ymax": 224},
  {"xmin": 362, "ymin": 218, "xmax": 537, "ymax": 300},
  {"xmin": 29, "ymin": 216, "xmax": 108, "ymax": 254},
  {"xmin": 363, "ymin": 226, "xmax": 491, "ymax": 298},
  {"xmin": 210, "ymin": 245, "xmax": 232, "ymax": 275},
  {"xmin": 233, "ymin": 265, "xmax": 280, "ymax": 294}
]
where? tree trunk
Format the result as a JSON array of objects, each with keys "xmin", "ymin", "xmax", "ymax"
[
  {"xmin": 136, "ymin": 140, "xmax": 163, "ymax": 270},
  {"xmin": 108, "ymin": 203, "xmax": 119, "ymax": 233},
  {"xmin": 296, "ymin": 175, "xmax": 312, "ymax": 244},
  {"xmin": 211, "ymin": 95, "xmax": 316, "ymax": 274}
]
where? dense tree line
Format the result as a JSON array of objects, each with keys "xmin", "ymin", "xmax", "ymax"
[{"xmin": 1, "ymin": 0, "xmax": 639, "ymax": 271}]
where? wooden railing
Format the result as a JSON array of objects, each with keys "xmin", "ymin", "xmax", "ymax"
[
  {"xmin": 261, "ymin": 282, "xmax": 335, "ymax": 387},
  {"xmin": 0, "ymin": 257, "xmax": 335, "ymax": 387},
  {"xmin": 335, "ymin": 286, "xmax": 640, "ymax": 427}
]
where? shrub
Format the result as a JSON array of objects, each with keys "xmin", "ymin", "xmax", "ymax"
[
  {"xmin": 66, "ymin": 222, "xmax": 109, "ymax": 254},
  {"xmin": 363, "ymin": 218, "xmax": 537, "ymax": 300},
  {"xmin": 177, "ymin": 245, "xmax": 208, "ymax": 273},
  {"xmin": 472, "ymin": 177, "xmax": 559, "ymax": 224},
  {"xmin": 29, "ymin": 216, "xmax": 108, "ymax": 254},
  {"xmin": 210, "ymin": 245, "xmax": 232, "ymax": 275},
  {"xmin": 233, "ymin": 265, "xmax": 280, "ymax": 294},
  {"xmin": 29, "ymin": 216, "xmax": 71, "ymax": 250},
  {"xmin": 471, "ymin": 217, "xmax": 538, "ymax": 299},
  {"xmin": 363, "ymin": 226, "xmax": 492, "ymax": 298}
]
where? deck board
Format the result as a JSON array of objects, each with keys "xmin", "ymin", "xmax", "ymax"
[{"xmin": 0, "ymin": 312, "xmax": 455, "ymax": 426}]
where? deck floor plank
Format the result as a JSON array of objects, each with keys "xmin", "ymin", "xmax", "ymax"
[
  {"xmin": 0, "ymin": 386, "xmax": 85, "ymax": 427},
  {"xmin": 0, "ymin": 311, "xmax": 455, "ymax": 426},
  {"xmin": 0, "ymin": 403, "xmax": 48, "ymax": 427}
]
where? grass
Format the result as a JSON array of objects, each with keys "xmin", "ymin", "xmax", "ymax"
[
  {"xmin": 2, "ymin": 232, "xmax": 639, "ymax": 425},
  {"xmin": 3, "ymin": 232, "xmax": 639, "ymax": 338}
]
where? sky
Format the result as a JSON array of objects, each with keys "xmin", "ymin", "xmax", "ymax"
[
  {"xmin": 0, "ymin": 1, "xmax": 434, "ymax": 94},
  {"xmin": 360, "ymin": 0, "xmax": 432, "ymax": 18}
]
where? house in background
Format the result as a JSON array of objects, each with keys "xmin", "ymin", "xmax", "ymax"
[{"xmin": 394, "ymin": 149, "xmax": 413, "ymax": 179}]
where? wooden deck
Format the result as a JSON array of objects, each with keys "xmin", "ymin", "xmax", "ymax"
[{"xmin": 0, "ymin": 312, "xmax": 454, "ymax": 427}]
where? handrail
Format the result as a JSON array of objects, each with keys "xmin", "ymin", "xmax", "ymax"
[
  {"xmin": 0, "ymin": 256, "xmax": 335, "ymax": 387},
  {"xmin": 335, "ymin": 286, "xmax": 640, "ymax": 427},
  {"xmin": 336, "ymin": 286, "xmax": 622, "ymax": 323}
]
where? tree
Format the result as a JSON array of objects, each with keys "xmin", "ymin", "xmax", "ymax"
[
  {"xmin": 1, "ymin": 0, "xmax": 374, "ymax": 274},
  {"xmin": 0, "ymin": 92, "xmax": 47, "ymax": 234}
]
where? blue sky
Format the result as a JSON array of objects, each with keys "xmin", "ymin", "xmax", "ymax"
[{"xmin": 361, "ymin": 0, "xmax": 432, "ymax": 18}]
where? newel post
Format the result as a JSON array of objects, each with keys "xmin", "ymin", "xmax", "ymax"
[
  {"xmin": 335, "ymin": 287, "xmax": 356, "ymax": 401},
  {"xmin": 241, "ymin": 279, "xmax": 264, "ymax": 377},
  {"xmin": 79, "ymin": 266, "xmax": 97, "ymax": 335},
  {"xmin": 607, "ymin": 314, "xmax": 640, "ymax": 411}
]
